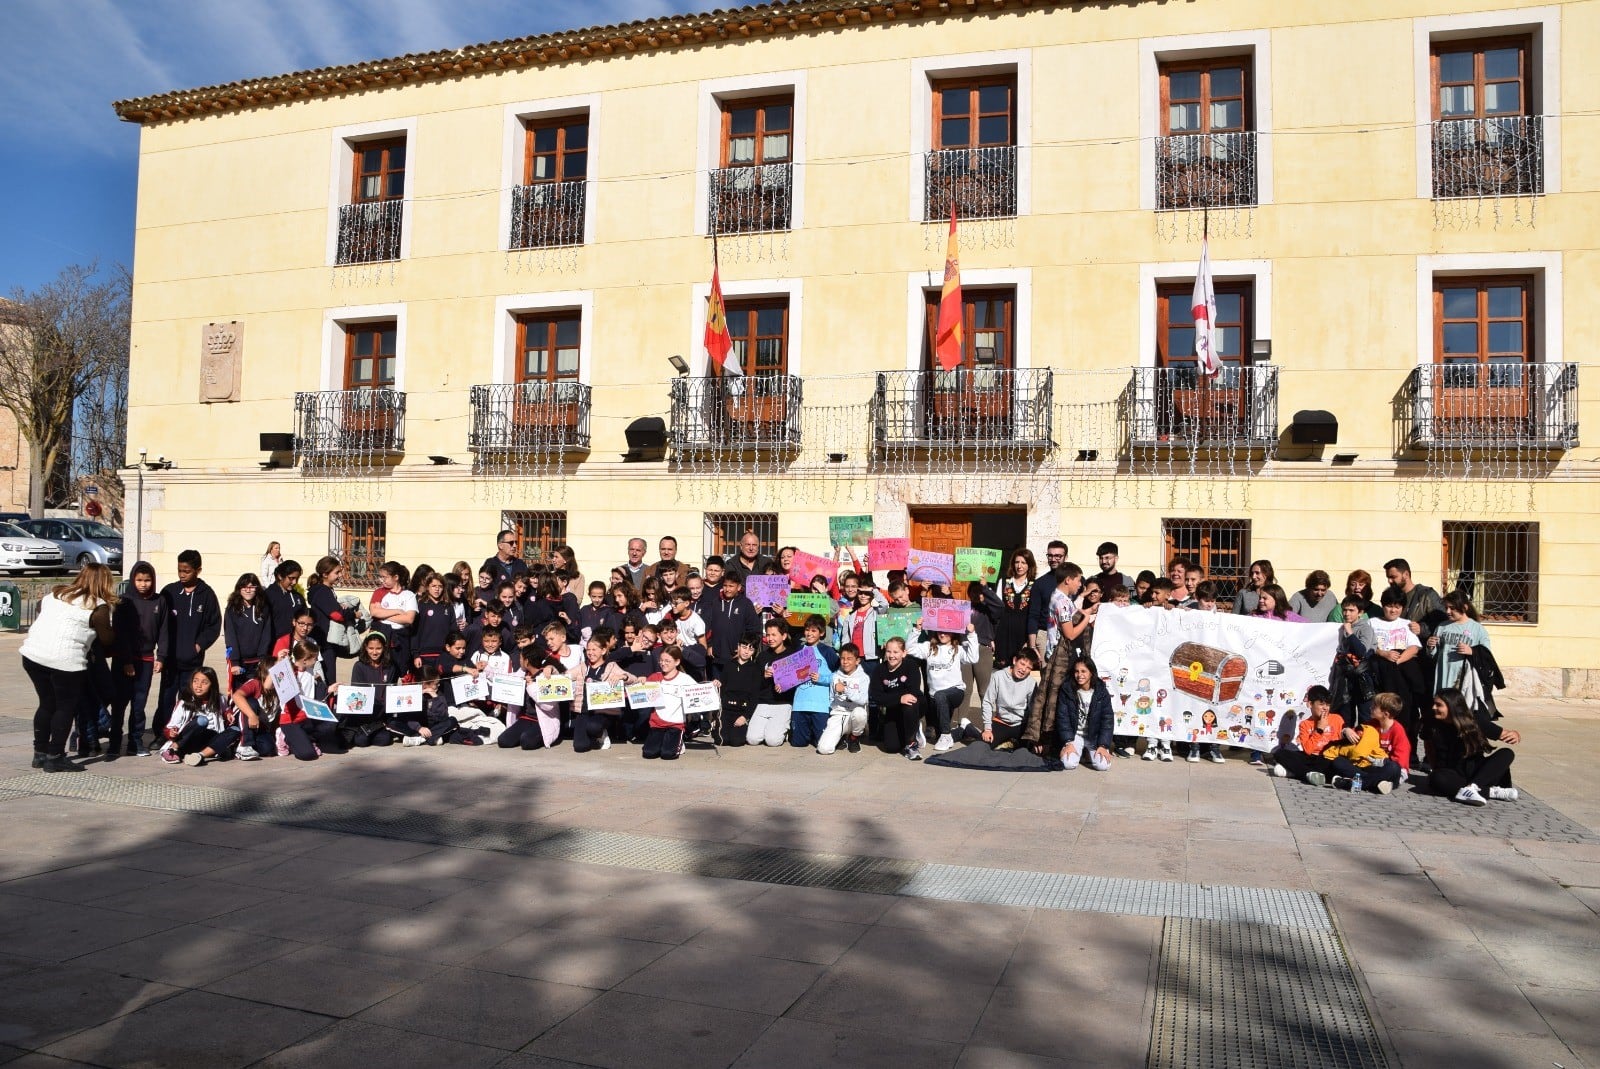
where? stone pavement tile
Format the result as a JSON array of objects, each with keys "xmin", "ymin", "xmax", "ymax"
[
  {"xmin": 0, "ymin": 1055, "xmax": 102, "ymax": 1069},
  {"xmin": 689, "ymin": 911, "xmax": 869, "ymax": 966},
  {"xmin": 297, "ymin": 835, "xmax": 443, "ymax": 867},
  {"xmin": 1512, "ymin": 839, "xmax": 1600, "ymax": 863},
  {"xmin": 86, "ymin": 874, "xmax": 279, "ymax": 921},
  {"xmin": 205, "ymin": 944, "xmax": 443, "ymax": 1016},
  {"xmin": 528, "ymin": 990, "xmax": 773, "ymax": 1069},
  {"xmin": 0, "ymin": 1045, "xmax": 22, "ymax": 1065},
  {"xmin": 324, "ymin": 907, "xmax": 522, "ymax": 966},
  {"xmin": 875, "ymin": 897, "xmax": 1034, "ymax": 943},
  {"xmin": 619, "ymin": 945, "xmax": 825, "ymax": 1015},
  {"xmin": 113, "ymin": 839, "xmax": 257, "ymax": 877},
  {"xmin": 469, "ymin": 929, "xmax": 673, "ymax": 989},
  {"xmin": 492, "ymin": 1055, "xmax": 599, "ymax": 1069},
  {"xmin": 1448, "ymin": 894, "xmax": 1600, "ymax": 947},
  {"xmin": 783, "ymin": 963, "xmax": 994, "ymax": 1045},
  {"xmin": 0, "ymin": 954, "xmax": 38, "ymax": 983},
  {"xmin": 1003, "ymin": 913, "xmax": 1159, "ymax": 1004},
  {"xmin": 1349, "ymin": 937, "xmax": 1511, "ymax": 983},
  {"xmin": 1383, "ymin": 1026, "xmax": 1591, "ymax": 1069},
  {"xmin": 1482, "ymin": 941, "xmax": 1600, "ymax": 990},
  {"xmin": 0, "ymin": 964, "xmax": 179, "ymax": 1048},
  {"xmin": 1360, "ymin": 972, "xmax": 1555, "ymax": 1040},
  {"xmin": 202, "ymin": 889, "xmax": 376, "ymax": 938},
  {"xmin": 741, "ymin": 884, "xmax": 896, "ymax": 926},
  {"xmin": 0, "ymin": 899, "xmax": 177, "ymax": 963},
  {"xmin": 1531, "ymin": 856, "xmax": 1600, "ymax": 888},
  {"xmin": 834, "ymin": 924, "xmax": 1020, "ymax": 988},
  {"xmin": 0, "ymin": 862, "xmax": 180, "ymax": 905},
  {"xmin": 1183, "ymin": 817, "xmax": 1297, "ymax": 845},
  {"xmin": 167, "ymin": 818, "xmax": 359, "ymax": 857},
  {"xmin": 1569, "ymin": 887, "xmax": 1600, "ymax": 917},
  {"xmin": 534, "ymin": 900, "xmax": 712, "ymax": 947},
  {"xmin": 253, "ymin": 1019, "xmax": 508, "ymax": 1069},
  {"xmin": 355, "ymin": 966, "xmax": 597, "ymax": 1050},
  {"xmin": 43, "ymin": 989, "xmax": 333, "ymax": 1069},
  {"xmin": 731, "ymin": 1016, "xmax": 960, "ymax": 1069},
  {"xmin": 204, "ymin": 853, "xmax": 375, "ymax": 894},
  {"xmin": 325, "ymin": 865, "xmax": 483, "ymax": 910},
  {"xmin": 69, "ymin": 923, "xmax": 303, "ymax": 987},
  {"xmin": 969, "ymin": 988, "xmax": 1149, "ymax": 1064},
  {"xmin": 954, "ymin": 1047, "xmax": 1087, "ymax": 1069},
  {"xmin": 1523, "ymin": 986, "xmax": 1600, "ymax": 1063}
]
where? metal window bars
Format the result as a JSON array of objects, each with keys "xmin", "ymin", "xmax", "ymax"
[
  {"xmin": 1398, "ymin": 362, "xmax": 1577, "ymax": 451},
  {"xmin": 328, "ymin": 511, "xmax": 387, "ymax": 584},
  {"xmin": 1125, "ymin": 364, "xmax": 1278, "ymax": 448},
  {"xmin": 1155, "ymin": 131, "xmax": 1258, "ymax": 211},
  {"xmin": 1161, "ymin": 518, "xmax": 1252, "ymax": 604},
  {"xmin": 1431, "ymin": 116, "xmax": 1544, "ymax": 199},
  {"xmin": 923, "ymin": 146, "xmax": 1018, "ymax": 221},
  {"xmin": 872, "ymin": 368, "xmax": 1053, "ymax": 449},
  {"xmin": 1443, "ymin": 520, "xmax": 1539, "ymax": 623},
  {"xmin": 707, "ymin": 163, "xmax": 793, "ymax": 234},
  {"xmin": 294, "ymin": 388, "xmax": 406, "ymax": 462},
  {"xmin": 469, "ymin": 381, "xmax": 592, "ymax": 454},
  {"xmin": 502, "ymin": 510, "xmax": 569, "ymax": 568},
  {"xmin": 509, "ymin": 180, "xmax": 587, "ymax": 249},
  {"xmin": 704, "ymin": 512, "xmax": 779, "ymax": 563},
  {"xmin": 336, "ymin": 200, "xmax": 404, "ymax": 265},
  {"xmin": 671, "ymin": 374, "xmax": 803, "ymax": 452}
]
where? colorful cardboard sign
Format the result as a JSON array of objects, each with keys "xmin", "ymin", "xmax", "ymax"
[
  {"xmin": 770, "ymin": 647, "xmax": 817, "ymax": 691},
  {"xmin": 585, "ymin": 679, "xmax": 627, "ymax": 710},
  {"xmin": 954, "ymin": 547, "xmax": 1004, "ymax": 584},
  {"xmin": 921, "ymin": 597, "xmax": 972, "ymax": 633},
  {"xmin": 452, "ymin": 674, "xmax": 489, "ymax": 704},
  {"xmin": 625, "ymin": 681, "xmax": 664, "ymax": 709},
  {"xmin": 488, "ymin": 673, "xmax": 525, "ymax": 706},
  {"xmin": 534, "ymin": 675, "xmax": 574, "ymax": 703},
  {"xmin": 828, "ymin": 515, "xmax": 873, "ymax": 547},
  {"xmin": 867, "ymin": 538, "xmax": 910, "ymax": 572},
  {"xmin": 744, "ymin": 575, "xmax": 791, "ymax": 611},
  {"xmin": 786, "ymin": 592, "xmax": 834, "ymax": 618},
  {"xmin": 789, "ymin": 549, "xmax": 838, "ymax": 591},
  {"xmin": 683, "ymin": 683, "xmax": 722, "ymax": 715},
  {"xmin": 302, "ymin": 698, "xmax": 337, "ymax": 722},
  {"xmin": 906, "ymin": 548, "xmax": 954, "ymax": 584},
  {"xmin": 875, "ymin": 607, "xmax": 920, "ymax": 645},
  {"xmin": 335, "ymin": 685, "xmax": 376, "ymax": 718},
  {"xmin": 267, "ymin": 658, "xmax": 301, "ymax": 706},
  {"xmin": 385, "ymin": 684, "xmax": 423, "ymax": 716}
]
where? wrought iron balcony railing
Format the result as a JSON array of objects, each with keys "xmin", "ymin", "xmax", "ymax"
[
  {"xmin": 707, "ymin": 163, "xmax": 792, "ymax": 234},
  {"xmin": 1431, "ymin": 116, "xmax": 1544, "ymax": 199},
  {"xmin": 671, "ymin": 374, "xmax": 802, "ymax": 451},
  {"xmin": 873, "ymin": 368, "xmax": 1053, "ymax": 449},
  {"xmin": 336, "ymin": 199, "xmax": 404, "ymax": 265},
  {"xmin": 509, "ymin": 180, "xmax": 586, "ymax": 249},
  {"xmin": 1155, "ymin": 131, "xmax": 1258, "ymax": 211},
  {"xmin": 924, "ymin": 146, "xmax": 1018, "ymax": 221},
  {"xmin": 1125, "ymin": 364, "xmax": 1278, "ymax": 448},
  {"xmin": 1398, "ymin": 362, "xmax": 1576, "ymax": 451},
  {"xmin": 469, "ymin": 381, "xmax": 592, "ymax": 454},
  {"xmin": 294, "ymin": 388, "xmax": 406, "ymax": 458}
]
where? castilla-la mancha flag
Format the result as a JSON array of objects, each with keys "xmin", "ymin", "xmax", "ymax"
[
  {"xmin": 1191, "ymin": 238, "xmax": 1221, "ymax": 379},
  {"xmin": 933, "ymin": 206, "xmax": 963, "ymax": 372},
  {"xmin": 704, "ymin": 263, "xmax": 739, "ymax": 376}
]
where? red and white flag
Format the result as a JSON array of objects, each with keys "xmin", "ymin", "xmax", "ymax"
[
  {"xmin": 704, "ymin": 262, "xmax": 740, "ymax": 377},
  {"xmin": 1191, "ymin": 239, "xmax": 1221, "ymax": 378},
  {"xmin": 933, "ymin": 206, "xmax": 963, "ymax": 372}
]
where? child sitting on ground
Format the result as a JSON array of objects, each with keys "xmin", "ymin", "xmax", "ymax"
[
  {"xmin": 643, "ymin": 645, "xmax": 697, "ymax": 760},
  {"xmin": 1270, "ymin": 685, "xmax": 1344, "ymax": 785},
  {"xmin": 818, "ymin": 641, "xmax": 870, "ymax": 755},
  {"xmin": 400, "ymin": 666, "xmax": 478, "ymax": 746},
  {"xmin": 716, "ymin": 633, "xmax": 761, "ymax": 747},
  {"xmin": 162, "ymin": 667, "xmax": 237, "ymax": 767}
]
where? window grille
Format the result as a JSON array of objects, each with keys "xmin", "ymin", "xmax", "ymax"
[
  {"xmin": 330, "ymin": 512, "xmax": 386, "ymax": 583},
  {"xmin": 1162, "ymin": 518, "xmax": 1251, "ymax": 603},
  {"xmin": 1443, "ymin": 521, "xmax": 1538, "ymax": 623},
  {"xmin": 704, "ymin": 512, "xmax": 778, "ymax": 563},
  {"xmin": 503, "ymin": 510, "xmax": 568, "ymax": 568}
]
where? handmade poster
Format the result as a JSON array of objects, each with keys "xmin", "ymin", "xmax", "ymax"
[
  {"xmin": 625, "ymin": 681, "xmax": 664, "ymax": 709},
  {"xmin": 301, "ymin": 698, "xmax": 337, "ymax": 723},
  {"xmin": 1091, "ymin": 604, "xmax": 1338, "ymax": 752},
  {"xmin": 683, "ymin": 683, "xmax": 721, "ymax": 715},
  {"xmin": 535, "ymin": 675, "xmax": 575, "ymax": 702},
  {"xmin": 875, "ymin": 607, "xmax": 920, "ymax": 645},
  {"xmin": 452, "ymin": 674, "xmax": 489, "ymax": 704},
  {"xmin": 585, "ymin": 679, "xmax": 627, "ymax": 710},
  {"xmin": 335, "ymin": 685, "xmax": 376, "ymax": 718},
  {"xmin": 770, "ymin": 647, "xmax": 817, "ymax": 691},
  {"xmin": 828, "ymin": 515, "xmax": 873, "ymax": 547},
  {"xmin": 488, "ymin": 673, "xmax": 525, "ymax": 706},
  {"xmin": 920, "ymin": 597, "xmax": 972, "ymax": 634},
  {"xmin": 786, "ymin": 592, "xmax": 834, "ymax": 617},
  {"xmin": 745, "ymin": 575, "xmax": 791, "ymax": 610},
  {"xmin": 789, "ymin": 550, "xmax": 838, "ymax": 591},
  {"xmin": 954, "ymin": 547, "xmax": 1004, "ymax": 584},
  {"xmin": 385, "ymin": 684, "xmax": 424, "ymax": 717},
  {"xmin": 267, "ymin": 658, "xmax": 301, "ymax": 706},
  {"xmin": 867, "ymin": 538, "xmax": 910, "ymax": 572},
  {"xmin": 906, "ymin": 548, "xmax": 954, "ymax": 585}
]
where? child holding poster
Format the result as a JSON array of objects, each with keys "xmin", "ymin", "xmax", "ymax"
[
  {"xmin": 229, "ymin": 660, "xmax": 283, "ymax": 760},
  {"xmin": 502, "ymin": 621, "xmax": 580, "ymax": 751},
  {"xmin": 343, "ymin": 631, "xmax": 397, "ymax": 747},
  {"xmin": 748, "ymin": 620, "xmax": 801, "ymax": 747},
  {"xmin": 572, "ymin": 637, "xmax": 639, "ymax": 753},
  {"xmin": 642, "ymin": 646, "xmax": 697, "ymax": 760},
  {"xmin": 908, "ymin": 622, "xmax": 979, "ymax": 752},
  {"xmin": 789, "ymin": 616, "xmax": 839, "ymax": 749},
  {"xmin": 276, "ymin": 640, "xmax": 348, "ymax": 761}
]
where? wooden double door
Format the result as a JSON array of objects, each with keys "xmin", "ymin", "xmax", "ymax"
[{"xmin": 909, "ymin": 507, "xmax": 1027, "ymax": 598}]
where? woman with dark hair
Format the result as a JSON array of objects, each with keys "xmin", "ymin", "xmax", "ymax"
[
  {"xmin": 550, "ymin": 544, "xmax": 583, "ymax": 597},
  {"xmin": 1253, "ymin": 584, "xmax": 1306, "ymax": 622},
  {"xmin": 1055, "ymin": 655, "xmax": 1114, "ymax": 770},
  {"xmin": 1233, "ymin": 559, "xmax": 1276, "ymax": 616},
  {"xmin": 1429, "ymin": 590, "xmax": 1490, "ymax": 696},
  {"xmin": 991, "ymin": 547, "xmax": 1036, "ymax": 667},
  {"xmin": 1423, "ymin": 688, "xmax": 1521, "ymax": 806},
  {"xmin": 1290, "ymin": 570, "xmax": 1338, "ymax": 622},
  {"xmin": 305, "ymin": 556, "xmax": 349, "ymax": 691},
  {"xmin": 223, "ymin": 574, "xmax": 274, "ymax": 692},
  {"xmin": 264, "ymin": 559, "xmax": 306, "ymax": 644}
]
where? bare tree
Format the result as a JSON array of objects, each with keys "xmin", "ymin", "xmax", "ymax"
[{"xmin": 0, "ymin": 264, "xmax": 130, "ymax": 517}]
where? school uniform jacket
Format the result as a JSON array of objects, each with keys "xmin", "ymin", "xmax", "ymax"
[{"xmin": 158, "ymin": 580, "xmax": 222, "ymax": 666}]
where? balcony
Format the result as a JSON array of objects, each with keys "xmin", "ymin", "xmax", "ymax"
[
  {"xmin": 1398, "ymin": 362, "xmax": 1577, "ymax": 451},
  {"xmin": 671, "ymin": 374, "xmax": 802, "ymax": 452},
  {"xmin": 707, "ymin": 163, "xmax": 792, "ymax": 234},
  {"xmin": 873, "ymin": 368, "xmax": 1053, "ymax": 450},
  {"xmin": 1155, "ymin": 132, "xmax": 1258, "ymax": 211},
  {"xmin": 924, "ymin": 146, "xmax": 1018, "ymax": 221},
  {"xmin": 294, "ymin": 388, "xmax": 406, "ymax": 458},
  {"xmin": 469, "ymin": 381, "xmax": 591, "ymax": 454},
  {"xmin": 510, "ymin": 180, "xmax": 586, "ymax": 249},
  {"xmin": 1125, "ymin": 364, "xmax": 1278, "ymax": 449},
  {"xmin": 1432, "ymin": 116, "xmax": 1544, "ymax": 199},
  {"xmin": 336, "ymin": 199, "xmax": 404, "ymax": 265}
]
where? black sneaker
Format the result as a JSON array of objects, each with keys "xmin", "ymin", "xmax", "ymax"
[
  {"xmin": 43, "ymin": 755, "xmax": 85, "ymax": 774},
  {"xmin": 846, "ymin": 736, "xmax": 861, "ymax": 754},
  {"xmin": 30, "ymin": 752, "xmax": 45, "ymax": 769}
]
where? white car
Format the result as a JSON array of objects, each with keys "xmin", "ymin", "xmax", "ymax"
[{"xmin": 0, "ymin": 521, "xmax": 65, "ymax": 575}]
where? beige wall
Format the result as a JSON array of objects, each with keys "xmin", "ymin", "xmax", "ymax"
[
  {"xmin": 126, "ymin": 0, "xmax": 1600, "ymax": 678},
  {"xmin": 0, "ymin": 403, "xmax": 30, "ymax": 513}
]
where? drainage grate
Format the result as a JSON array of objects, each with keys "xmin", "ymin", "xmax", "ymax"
[
  {"xmin": 1150, "ymin": 917, "xmax": 1387, "ymax": 1069},
  {"xmin": 901, "ymin": 864, "xmax": 1331, "ymax": 930}
]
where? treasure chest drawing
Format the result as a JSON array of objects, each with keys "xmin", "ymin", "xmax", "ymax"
[{"xmin": 1169, "ymin": 641, "xmax": 1248, "ymax": 703}]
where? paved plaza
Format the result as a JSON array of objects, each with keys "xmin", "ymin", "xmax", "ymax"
[{"xmin": 0, "ymin": 633, "xmax": 1596, "ymax": 1069}]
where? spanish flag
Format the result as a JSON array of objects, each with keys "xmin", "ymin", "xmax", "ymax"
[
  {"xmin": 704, "ymin": 262, "xmax": 737, "ymax": 375},
  {"xmin": 933, "ymin": 205, "xmax": 963, "ymax": 372}
]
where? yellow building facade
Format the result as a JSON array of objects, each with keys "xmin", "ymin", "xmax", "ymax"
[{"xmin": 117, "ymin": 0, "xmax": 1599, "ymax": 691}]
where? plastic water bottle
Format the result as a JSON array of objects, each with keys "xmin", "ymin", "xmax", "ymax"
[{"xmin": 1351, "ymin": 772, "xmax": 1363, "ymax": 794}]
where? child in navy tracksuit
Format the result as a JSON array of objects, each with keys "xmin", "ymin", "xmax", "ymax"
[
  {"xmin": 715, "ymin": 635, "xmax": 761, "ymax": 747},
  {"xmin": 223, "ymin": 575, "xmax": 275, "ymax": 693},
  {"xmin": 343, "ymin": 632, "xmax": 398, "ymax": 747},
  {"xmin": 399, "ymin": 667, "xmax": 476, "ymax": 746},
  {"xmin": 111, "ymin": 561, "xmax": 166, "ymax": 757},
  {"xmin": 155, "ymin": 550, "xmax": 222, "ymax": 736},
  {"xmin": 229, "ymin": 662, "xmax": 282, "ymax": 759}
]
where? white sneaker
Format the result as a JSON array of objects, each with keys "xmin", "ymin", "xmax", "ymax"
[
  {"xmin": 1141, "ymin": 747, "xmax": 1158, "ymax": 761},
  {"xmin": 1488, "ymin": 786, "xmax": 1519, "ymax": 802},
  {"xmin": 1207, "ymin": 750, "xmax": 1226, "ymax": 764},
  {"xmin": 1158, "ymin": 745, "xmax": 1173, "ymax": 763},
  {"xmin": 1187, "ymin": 750, "xmax": 1200, "ymax": 763},
  {"xmin": 1061, "ymin": 746, "xmax": 1081, "ymax": 770},
  {"xmin": 934, "ymin": 733, "xmax": 954, "ymax": 753},
  {"xmin": 182, "ymin": 752, "xmax": 205, "ymax": 767},
  {"xmin": 1272, "ymin": 764, "xmax": 1288, "ymax": 778},
  {"xmin": 1455, "ymin": 784, "xmax": 1488, "ymax": 807},
  {"xmin": 236, "ymin": 748, "xmax": 260, "ymax": 761},
  {"xmin": 402, "ymin": 735, "xmax": 426, "ymax": 747},
  {"xmin": 600, "ymin": 734, "xmax": 612, "ymax": 751},
  {"xmin": 1088, "ymin": 750, "xmax": 1110, "ymax": 772}
]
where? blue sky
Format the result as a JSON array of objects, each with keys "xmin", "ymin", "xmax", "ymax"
[{"xmin": 0, "ymin": 0, "xmax": 721, "ymax": 293}]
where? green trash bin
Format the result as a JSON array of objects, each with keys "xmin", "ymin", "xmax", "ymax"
[{"xmin": 0, "ymin": 582, "xmax": 20, "ymax": 631}]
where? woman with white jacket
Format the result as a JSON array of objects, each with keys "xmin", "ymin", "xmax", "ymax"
[
  {"xmin": 20, "ymin": 563, "xmax": 118, "ymax": 773},
  {"xmin": 908, "ymin": 623, "xmax": 980, "ymax": 752}
]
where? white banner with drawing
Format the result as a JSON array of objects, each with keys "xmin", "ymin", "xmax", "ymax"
[{"xmin": 1090, "ymin": 604, "xmax": 1339, "ymax": 752}]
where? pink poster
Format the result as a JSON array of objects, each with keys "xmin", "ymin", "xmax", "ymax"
[
  {"xmin": 906, "ymin": 549, "xmax": 954, "ymax": 584},
  {"xmin": 744, "ymin": 575, "xmax": 790, "ymax": 611},
  {"xmin": 770, "ymin": 647, "xmax": 817, "ymax": 692},
  {"xmin": 867, "ymin": 538, "xmax": 910, "ymax": 571},
  {"xmin": 789, "ymin": 549, "xmax": 838, "ymax": 590},
  {"xmin": 920, "ymin": 597, "xmax": 971, "ymax": 634}
]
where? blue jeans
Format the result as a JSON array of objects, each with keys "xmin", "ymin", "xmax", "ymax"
[
  {"xmin": 789, "ymin": 709, "xmax": 829, "ymax": 748},
  {"xmin": 112, "ymin": 659, "xmax": 154, "ymax": 749}
]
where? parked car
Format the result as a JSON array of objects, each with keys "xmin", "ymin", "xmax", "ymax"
[
  {"xmin": 0, "ymin": 511, "xmax": 30, "ymax": 525},
  {"xmin": 0, "ymin": 521, "xmax": 65, "ymax": 575},
  {"xmin": 18, "ymin": 518, "xmax": 123, "ymax": 571}
]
